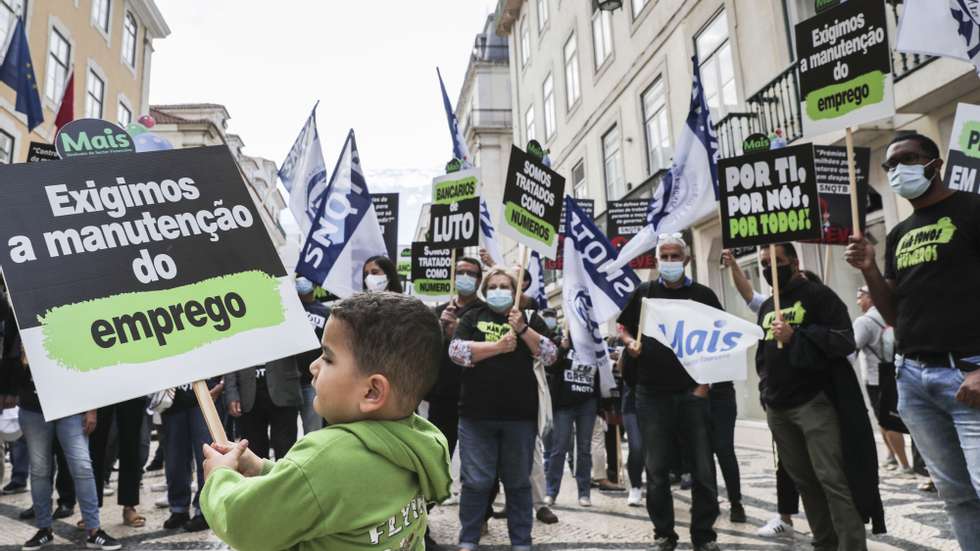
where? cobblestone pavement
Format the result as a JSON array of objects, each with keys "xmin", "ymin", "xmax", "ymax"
[{"xmin": 0, "ymin": 439, "xmax": 959, "ymax": 550}]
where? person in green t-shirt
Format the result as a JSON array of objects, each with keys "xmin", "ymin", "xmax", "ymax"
[{"xmin": 199, "ymin": 292, "xmax": 452, "ymax": 551}]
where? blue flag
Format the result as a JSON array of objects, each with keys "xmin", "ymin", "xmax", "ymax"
[
  {"xmin": 279, "ymin": 104, "xmax": 328, "ymax": 237},
  {"xmin": 0, "ymin": 17, "xmax": 43, "ymax": 131},
  {"xmin": 603, "ymin": 55, "xmax": 718, "ymax": 273},
  {"xmin": 296, "ymin": 130, "xmax": 387, "ymax": 298},
  {"xmin": 437, "ymin": 67, "xmax": 472, "ymax": 168}
]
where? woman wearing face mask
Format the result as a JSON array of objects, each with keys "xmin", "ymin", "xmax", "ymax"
[
  {"xmin": 361, "ymin": 256, "xmax": 403, "ymax": 293},
  {"xmin": 449, "ymin": 268, "xmax": 559, "ymax": 551}
]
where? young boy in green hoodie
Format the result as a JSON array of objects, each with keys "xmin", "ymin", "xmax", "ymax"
[{"xmin": 200, "ymin": 292, "xmax": 452, "ymax": 551}]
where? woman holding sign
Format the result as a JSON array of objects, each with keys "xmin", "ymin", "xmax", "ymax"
[{"xmin": 449, "ymin": 268, "xmax": 557, "ymax": 551}]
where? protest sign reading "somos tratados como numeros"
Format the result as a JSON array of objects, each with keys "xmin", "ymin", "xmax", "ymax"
[
  {"xmin": 501, "ymin": 146, "xmax": 566, "ymax": 258},
  {"xmin": 719, "ymin": 144, "xmax": 822, "ymax": 249},
  {"xmin": 0, "ymin": 146, "xmax": 318, "ymax": 420}
]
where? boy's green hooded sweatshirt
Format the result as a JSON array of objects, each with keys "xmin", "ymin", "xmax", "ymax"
[{"xmin": 201, "ymin": 415, "xmax": 451, "ymax": 551}]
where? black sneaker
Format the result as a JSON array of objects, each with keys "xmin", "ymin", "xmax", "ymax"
[
  {"xmin": 86, "ymin": 529, "xmax": 121, "ymax": 550},
  {"xmin": 183, "ymin": 514, "xmax": 209, "ymax": 532},
  {"xmin": 22, "ymin": 528, "xmax": 54, "ymax": 550},
  {"xmin": 652, "ymin": 536, "xmax": 677, "ymax": 551},
  {"xmin": 730, "ymin": 502, "xmax": 746, "ymax": 523},
  {"xmin": 694, "ymin": 542, "xmax": 721, "ymax": 551},
  {"xmin": 53, "ymin": 504, "xmax": 75, "ymax": 520},
  {"xmin": 3, "ymin": 481, "xmax": 28, "ymax": 494},
  {"xmin": 19, "ymin": 506, "xmax": 36, "ymax": 520},
  {"xmin": 163, "ymin": 512, "xmax": 190, "ymax": 530},
  {"xmin": 535, "ymin": 506, "xmax": 558, "ymax": 524},
  {"xmin": 144, "ymin": 458, "xmax": 164, "ymax": 472}
]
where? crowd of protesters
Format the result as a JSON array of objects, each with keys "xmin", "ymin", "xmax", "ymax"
[{"xmin": 0, "ymin": 131, "xmax": 977, "ymax": 551}]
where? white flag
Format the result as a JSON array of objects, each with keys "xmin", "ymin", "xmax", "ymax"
[
  {"xmin": 640, "ymin": 298, "xmax": 764, "ymax": 385},
  {"xmin": 279, "ymin": 104, "xmax": 328, "ymax": 237},
  {"xmin": 896, "ymin": 0, "xmax": 980, "ymax": 73}
]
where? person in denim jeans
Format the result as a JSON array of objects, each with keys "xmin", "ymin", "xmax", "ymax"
[
  {"xmin": 161, "ymin": 382, "xmax": 217, "ymax": 532},
  {"xmin": 616, "ymin": 235, "xmax": 721, "ymax": 551},
  {"xmin": 450, "ymin": 269, "xmax": 558, "ymax": 551},
  {"xmin": 847, "ymin": 133, "xmax": 980, "ymax": 550}
]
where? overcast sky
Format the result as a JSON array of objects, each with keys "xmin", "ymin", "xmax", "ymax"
[{"xmin": 149, "ymin": 0, "xmax": 501, "ymax": 243}]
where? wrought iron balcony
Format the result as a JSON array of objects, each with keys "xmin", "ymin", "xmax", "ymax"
[{"xmin": 714, "ymin": 112, "xmax": 760, "ymax": 160}]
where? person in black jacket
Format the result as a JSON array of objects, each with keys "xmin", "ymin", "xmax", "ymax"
[{"xmin": 758, "ymin": 243, "xmax": 884, "ymax": 551}]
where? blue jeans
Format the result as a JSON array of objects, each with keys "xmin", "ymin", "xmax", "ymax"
[
  {"xmin": 300, "ymin": 384, "xmax": 322, "ymax": 434},
  {"xmin": 162, "ymin": 407, "xmax": 210, "ymax": 514},
  {"xmin": 622, "ymin": 387, "xmax": 644, "ymax": 490},
  {"xmin": 458, "ymin": 417, "xmax": 536, "ymax": 550},
  {"xmin": 545, "ymin": 398, "xmax": 595, "ymax": 499},
  {"xmin": 898, "ymin": 357, "xmax": 980, "ymax": 550},
  {"xmin": 18, "ymin": 409, "xmax": 100, "ymax": 530},
  {"xmin": 10, "ymin": 436, "xmax": 29, "ymax": 485},
  {"xmin": 635, "ymin": 387, "xmax": 719, "ymax": 546}
]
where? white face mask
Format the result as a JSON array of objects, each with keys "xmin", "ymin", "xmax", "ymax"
[
  {"xmin": 364, "ymin": 274, "xmax": 388, "ymax": 292},
  {"xmin": 888, "ymin": 160, "xmax": 936, "ymax": 200},
  {"xmin": 659, "ymin": 260, "xmax": 686, "ymax": 283}
]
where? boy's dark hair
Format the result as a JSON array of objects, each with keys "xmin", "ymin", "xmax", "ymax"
[
  {"xmin": 330, "ymin": 292, "xmax": 441, "ymax": 414},
  {"xmin": 888, "ymin": 132, "xmax": 940, "ymax": 159}
]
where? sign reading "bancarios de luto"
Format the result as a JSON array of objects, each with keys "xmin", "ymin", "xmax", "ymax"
[
  {"xmin": 0, "ymin": 146, "xmax": 318, "ymax": 420},
  {"xmin": 501, "ymin": 146, "xmax": 566, "ymax": 258},
  {"xmin": 795, "ymin": 0, "xmax": 895, "ymax": 137}
]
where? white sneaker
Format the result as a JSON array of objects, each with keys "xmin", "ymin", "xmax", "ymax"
[
  {"xmin": 757, "ymin": 517, "xmax": 793, "ymax": 537},
  {"xmin": 154, "ymin": 496, "xmax": 169, "ymax": 509},
  {"xmin": 150, "ymin": 482, "xmax": 167, "ymax": 492},
  {"xmin": 102, "ymin": 486, "xmax": 115, "ymax": 497},
  {"xmin": 627, "ymin": 487, "xmax": 643, "ymax": 506},
  {"xmin": 543, "ymin": 495, "xmax": 554, "ymax": 506},
  {"xmin": 578, "ymin": 497, "xmax": 591, "ymax": 507}
]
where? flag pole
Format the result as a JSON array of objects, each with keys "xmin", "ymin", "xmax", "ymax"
[
  {"xmin": 192, "ymin": 381, "xmax": 228, "ymax": 445},
  {"xmin": 770, "ymin": 243, "xmax": 783, "ymax": 350},
  {"xmin": 845, "ymin": 128, "xmax": 862, "ymax": 240}
]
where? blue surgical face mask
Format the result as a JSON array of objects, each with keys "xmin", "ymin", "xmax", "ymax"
[
  {"xmin": 659, "ymin": 260, "xmax": 686, "ymax": 283},
  {"xmin": 544, "ymin": 317, "xmax": 557, "ymax": 330},
  {"xmin": 888, "ymin": 160, "xmax": 936, "ymax": 200},
  {"xmin": 295, "ymin": 277, "xmax": 314, "ymax": 295},
  {"xmin": 456, "ymin": 274, "xmax": 478, "ymax": 296},
  {"xmin": 486, "ymin": 288, "xmax": 514, "ymax": 312}
]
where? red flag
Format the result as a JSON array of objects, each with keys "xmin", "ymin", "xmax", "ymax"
[{"xmin": 54, "ymin": 71, "xmax": 73, "ymax": 130}]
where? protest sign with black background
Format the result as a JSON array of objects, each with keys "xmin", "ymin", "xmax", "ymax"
[
  {"xmin": 812, "ymin": 145, "xmax": 870, "ymax": 244},
  {"xmin": 795, "ymin": 1, "xmax": 894, "ymax": 137},
  {"xmin": 410, "ymin": 242, "xmax": 452, "ymax": 302},
  {"xmin": 501, "ymin": 146, "xmax": 566, "ymax": 258},
  {"xmin": 545, "ymin": 198, "xmax": 594, "ymax": 271},
  {"xmin": 28, "ymin": 142, "xmax": 59, "ymax": 163},
  {"xmin": 0, "ymin": 146, "xmax": 319, "ymax": 419},
  {"xmin": 371, "ymin": 192, "xmax": 399, "ymax": 260},
  {"xmin": 719, "ymin": 143, "xmax": 822, "ymax": 249},
  {"xmin": 607, "ymin": 200, "xmax": 658, "ymax": 269},
  {"xmin": 429, "ymin": 167, "xmax": 481, "ymax": 249},
  {"xmin": 945, "ymin": 103, "xmax": 980, "ymax": 195}
]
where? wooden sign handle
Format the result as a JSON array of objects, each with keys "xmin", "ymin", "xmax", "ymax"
[
  {"xmin": 770, "ymin": 244, "xmax": 784, "ymax": 350},
  {"xmin": 845, "ymin": 127, "xmax": 862, "ymax": 240},
  {"xmin": 514, "ymin": 245, "xmax": 529, "ymax": 304},
  {"xmin": 449, "ymin": 249, "xmax": 457, "ymax": 296},
  {"xmin": 193, "ymin": 380, "xmax": 228, "ymax": 445}
]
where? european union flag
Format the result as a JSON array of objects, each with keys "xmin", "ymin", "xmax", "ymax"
[{"xmin": 0, "ymin": 17, "xmax": 43, "ymax": 131}]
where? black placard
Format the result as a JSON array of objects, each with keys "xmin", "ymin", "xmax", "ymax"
[
  {"xmin": 429, "ymin": 198, "xmax": 479, "ymax": 249},
  {"xmin": 545, "ymin": 198, "xmax": 594, "ymax": 271},
  {"xmin": 410, "ymin": 242, "xmax": 452, "ymax": 299},
  {"xmin": 607, "ymin": 200, "xmax": 657, "ymax": 270},
  {"xmin": 719, "ymin": 143, "xmax": 822, "ymax": 249},
  {"xmin": 27, "ymin": 142, "xmax": 59, "ymax": 163},
  {"xmin": 370, "ymin": 193, "xmax": 399, "ymax": 260},
  {"xmin": 501, "ymin": 145, "xmax": 566, "ymax": 258},
  {"xmin": 811, "ymin": 145, "xmax": 870, "ymax": 245}
]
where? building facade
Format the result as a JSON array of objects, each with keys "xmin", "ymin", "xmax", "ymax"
[
  {"xmin": 0, "ymin": 0, "xmax": 169, "ymax": 162},
  {"xmin": 496, "ymin": 0, "xmax": 980, "ymax": 421},
  {"xmin": 150, "ymin": 104, "xmax": 288, "ymax": 254}
]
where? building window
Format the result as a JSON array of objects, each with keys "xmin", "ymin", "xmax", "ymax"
[
  {"xmin": 0, "ymin": 0, "xmax": 21, "ymax": 52},
  {"xmin": 572, "ymin": 160, "xmax": 586, "ymax": 198},
  {"xmin": 118, "ymin": 101, "xmax": 132, "ymax": 127},
  {"xmin": 696, "ymin": 11, "xmax": 738, "ymax": 114},
  {"xmin": 632, "ymin": 0, "xmax": 649, "ymax": 18},
  {"xmin": 520, "ymin": 16, "xmax": 530, "ymax": 67},
  {"xmin": 642, "ymin": 79, "xmax": 672, "ymax": 175},
  {"xmin": 0, "ymin": 129, "xmax": 14, "ymax": 164},
  {"xmin": 91, "ymin": 0, "xmax": 110, "ymax": 33},
  {"xmin": 591, "ymin": 6, "xmax": 613, "ymax": 69},
  {"xmin": 122, "ymin": 12, "xmax": 138, "ymax": 67},
  {"xmin": 602, "ymin": 125, "xmax": 625, "ymax": 201},
  {"xmin": 543, "ymin": 73, "xmax": 556, "ymax": 140},
  {"xmin": 564, "ymin": 34, "xmax": 580, "ymax": 109},
  {"xmin": 525, "ymin": 106, "xmax": 536, "ymax": 143},
  {"xmin": 86, "ymin": 70, "xmax": 105, "ymax": 119},
  {"xmin": 536, "ymin": 0, "xmax": 548, "ymax": 32},
  {"xmin": 44, "ymin": 28, "xmax": 71, "ymax": 102}
]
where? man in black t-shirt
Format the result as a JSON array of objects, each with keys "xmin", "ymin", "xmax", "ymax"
[
  {"xmin": 616, "ymin": 235, "xmax": 720, "ymax": 551},
  {"xmin": 846, "ymin": 133, "xmax": 980, "ymax": 549}
]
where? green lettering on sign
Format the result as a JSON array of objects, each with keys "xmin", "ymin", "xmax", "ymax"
[
  {"xmin": 805, "ymin": 71, "xmax": 886, "ymax": 121},
  {"xmin": 433, "ymin": 175, "xmax": 479, "ymax": 205},
  {"xmin": 40, "ymin": 270, "xmax": 285, "ymax": 372},
  {"xmin": 504, "ymin": 202, "xmax": 555, "ymax": 247},
  {"xmin": 958, "ymin": 121, "xmax": 980, "ymax": 159}
]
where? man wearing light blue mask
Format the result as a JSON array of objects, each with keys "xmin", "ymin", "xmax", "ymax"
[
  {"xmin": 616, "ymin": 234, "xmax": 725, "ymax": 551},
  {"xmin": 846, "ymin": 133, "xmax": 980, "ymax": 551}
]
